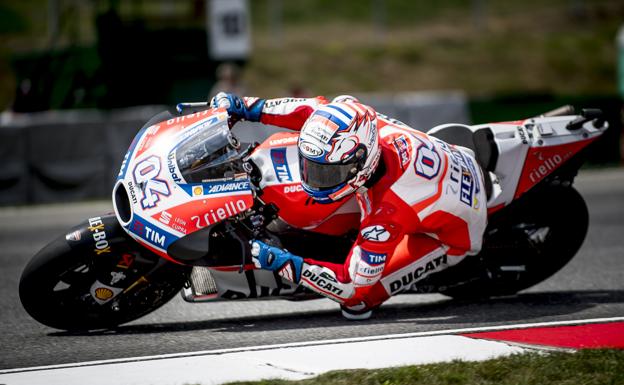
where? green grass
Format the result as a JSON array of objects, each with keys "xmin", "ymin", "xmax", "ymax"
[
  {"xmin": 1, "ymin": 0, "xmax": 623, "ymax": 110},
  {"xmin": 244, "ymin": 0, "xmax": 623, "ymax": 98},
  {"xmin": 216, "ymin": 349, "xmax": 624, "ymax": 385}
]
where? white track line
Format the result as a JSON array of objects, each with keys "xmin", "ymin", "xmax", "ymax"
[
  {"xmin": 2, "ymin": 316, "xmax": 622, "ymax": 375},
  {"xmin": 0, "ymin": 336, "xmax": 526, "ymax": 385}
]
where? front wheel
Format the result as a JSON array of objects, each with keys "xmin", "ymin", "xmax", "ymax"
[
  {"xmin": 439, "ymin": 185, "xmax": 589, "ymax": 299},
  {"xmin": 19, "ymin": 215, "xmax": 191, "ymax": 331}
]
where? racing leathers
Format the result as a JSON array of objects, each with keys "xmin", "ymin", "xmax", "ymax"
[{"xmin": 225, "ymin": 95, "xmax": 488, "ymax": 313}]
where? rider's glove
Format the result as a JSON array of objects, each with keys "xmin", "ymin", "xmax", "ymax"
[
  {"xmin": 210, "ymin": 92, "xmax": 265, "ymax": 125},
  {"xmin": 251, "ymin": 240, "xmax": 303, "ymax": 283}
]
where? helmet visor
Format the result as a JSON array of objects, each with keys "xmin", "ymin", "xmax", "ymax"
[{"xmin": 300, "ymin": 156, "xmax": 359, "ymax": 189}]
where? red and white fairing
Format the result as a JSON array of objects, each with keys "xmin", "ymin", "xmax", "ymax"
[
  {"xmin": 432, "ymin": 115, "xmax": 606, "ymax": 213},
  {"xmin": 113, "ymin": 108, "xmax": 254, "ymax": 262},
  {"xmin": 113, "ymin": 108, "xmax": 359, "ymax": 265},
  {"xmin": 248, "ymin": 131, "xmax": 360, "ymax": 235}
]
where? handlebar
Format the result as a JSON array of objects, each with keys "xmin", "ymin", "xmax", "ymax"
[
  {"xmin": 176, "ymin": 102, "xmax": 210, "ymax": 114},
  {"xmin": 536, "ymin": 105, "xmax": 605, "ymax": 131},
  {"xmin": 539, "ymin": 105, "xmax": 575, "ymax": 118},
  {"xmin": 567, "ymin": 108, "xmax": 605, "ymax": 131}
]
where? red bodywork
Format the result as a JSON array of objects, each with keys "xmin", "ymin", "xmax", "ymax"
[{"xmin": 514, "ymin": 138, "xmax": 598, "ymax": 199}]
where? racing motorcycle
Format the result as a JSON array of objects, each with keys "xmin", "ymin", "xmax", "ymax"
[{"xmin": 19, "ymin": 103, "xmax": 607, "ymax": 330}]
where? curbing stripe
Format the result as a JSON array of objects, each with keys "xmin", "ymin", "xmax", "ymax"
[
  {"xmin": 0, "ymin": 335, "xmax": 525, "ymax": 385},
  {"xmin": 1, "ymin": 316, "xmax": 623, "ymax": 375}
]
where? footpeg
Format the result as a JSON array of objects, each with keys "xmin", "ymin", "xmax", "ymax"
[{"xmin": 181, "ymin": 267, "xmax": 219, "ymax": 302}]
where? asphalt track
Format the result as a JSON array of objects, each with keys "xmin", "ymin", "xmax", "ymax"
[{"xmin": 1, "ymin": 168, "xmax": 623, "ymax": 370}]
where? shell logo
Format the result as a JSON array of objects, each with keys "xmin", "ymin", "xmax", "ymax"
[
  {"xmin": 95, "ymin": 287, "xmax": 114, "ymax": 300},
  {"xmin": 193, "ymin": 186, "xmax": 204, "ymax": 196}
]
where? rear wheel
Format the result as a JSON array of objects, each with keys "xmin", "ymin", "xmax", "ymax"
[
  {"xmin": 19, "ymin": 216, "xmax": 191, "ymax": 331},
  {"xmin": 439, "ymin": 185, "xmax": 588, "ymax": 299}
]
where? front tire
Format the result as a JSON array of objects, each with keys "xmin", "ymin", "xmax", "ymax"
[{"xmin": 19, "ymin": 217, "xmax": 191, "ymax": 331}]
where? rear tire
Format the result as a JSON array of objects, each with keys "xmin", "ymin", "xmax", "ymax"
[{"xmin": 440, "ymin": 185, "xmax": 588, "ymax": 299}]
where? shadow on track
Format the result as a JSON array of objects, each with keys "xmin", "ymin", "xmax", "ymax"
[{"xmin": 48, "ymin": 290, "xmax": 624, "ymax": 337}]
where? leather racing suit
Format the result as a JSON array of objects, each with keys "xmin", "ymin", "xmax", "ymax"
[{"xmin": 246, "ymin": 96, "xmax": 488, "ymax": 310}]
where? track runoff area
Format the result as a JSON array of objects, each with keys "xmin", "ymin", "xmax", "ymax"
[{"xmin": 1, "ymin": 317, "xmax": 622, "ymax": 385}]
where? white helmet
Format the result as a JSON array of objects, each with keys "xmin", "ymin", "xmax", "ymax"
[{"xmin": 298, "ymin": 101, "xmax": 381, "ymax": 203}]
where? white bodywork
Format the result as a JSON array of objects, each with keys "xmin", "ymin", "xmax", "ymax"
[{"xmin": 429, "ymin": 115, "xmax": 606, "ymax": 209}]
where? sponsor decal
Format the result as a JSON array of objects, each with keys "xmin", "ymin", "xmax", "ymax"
[
  {"xmin": 167, "ymin": 152, "xmax": 183, "ymax": 183},
  {"xmin": 130, "ymin": 215, "xmax": 177, "ymax": 250},
  {"xmin": 90, "ymin": 281, "xmax": 123, "ymax": 305},
  {"xmin": 156, "ymin": 210, "xmax": 189, "ymax": 234},
  {"xmin": 116, "ymin": 253, "xmax": 135, "ymax": 269},
  {"xmin": 269, "ymin": 136, "xmax": 298, "ymax": 146},
  {"xmin": 437, "ymin": 141, "xmax": 480, "ymax": 208},
  {"xmin": 355, "ymin": 264, "xmax": 385, "ymax": 281},
  {"xmin": 118, "ymin": 151, "xmax": 131, "ymax": 180},
  {"xmin": 353, "ymin": 247, "xmax": 386, "ymax": 286},
  {"xmin": 459, "ymin": 169, "xmax": 474, "ymax": 207},
  {"xmin": 191, "ymin": 199, "xmax": 249, "ymax": 229},
  {"xmin": 127, "ymin": 181, "xmax": 138, "ymax": 205},
  {"xmin": 529, "ymin": 153, "xmax": 564, "ymax": 184},
  {"xmin": 175, "ymin": 116, "xmax": 222, "ymax": 144},
  {"xmin": 299, "ymin": 141, "xmax": 323, "ymax": 157},
  {"xmin": 302, "ymin": 270, "xmax": 344, "ymax": 296},
  {"xmin": 382, "ymin": 253, "xmax": 448, "ymax": 295},
  {"xmin": 110, "ymin": 271, "xmax": 126, "ymax": 285},
  {"xmin": 210, "ymin": 181, "xmax": 250, "ymax": 194},
  {"xmin": 361, "ymin": 225, "xmax": 391, "ymax": 242},
  {"xmin": 166, "ymin": 109, "xmax": 212, "ymax": 126},
  {"xmin": 133, "ymin": 155, "xmax": 170, "ymax": 209},
  {"xmin": 392, "ymin": 135, "xmax": 411, "ymax": 170},
  {"xmin": 65, "ymin": 230, "xmax": 81, "ymax": 242},
  {"xmin": 182, "ymin": 180, "xmax": 252, "ymax": 197},
  {"xmin": 264, "ymin": 98, "xmax": 307, "ymax": 108},
  {"xmin": 517, "ymin": 126, "xmax": 529, "ymax": 145},
  {"xmin": 132, "ymin": 219, "xmax": 145, "ymax": 234},
  {"xmin": 88, "ymin": 217, "xmax": 111, "ymax": 255},
  {"xmin": 270, "ymin": 148, "xmax": 293, "ymax": 182},
  {"xmin": 94, "ymin": 287, "xmax": 114, "ymax": 300},
  {"xmin": 305, "ymin": 114, "xmax": 339, "ymax": 143},
  {"xmin": 283, "ymin": 184, "xmax": 304, "ymax": 194},
  {"xmin": 361, "ymin": 250, "xmax": 387, "ymax": 265},
  {"xmin": 171, "ymin": 217, "xmax": 189, "ymax": 234},
  {"xmin": 145, "ymin": 226, "xmax": 166, "ymax": 247},
  {"xmin": 159, "ymin": 210, "xmax": 172, "ymax": 225}
]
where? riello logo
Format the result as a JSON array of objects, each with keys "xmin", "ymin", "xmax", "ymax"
[{"xmin": 529, "ymin": 153, "xmax": 563, "ymax": 183}]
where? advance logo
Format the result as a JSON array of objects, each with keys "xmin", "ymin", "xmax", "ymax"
[{"xmin": 181, "ymin": 180, "xmax": 251, "ymax": 197}]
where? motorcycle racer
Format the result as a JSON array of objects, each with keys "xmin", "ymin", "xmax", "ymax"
[{"xmin": 211, "ymin": 92, "xmax": 488, "ymax": 320}]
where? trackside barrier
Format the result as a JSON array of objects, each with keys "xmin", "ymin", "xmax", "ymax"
[
  {"xmin": 0, "ymin": 92, "xmax": 469, "ymax": 205},
  {"xmin": 0, "ymin": 106, "xmax": 167, "ymax": 205}
]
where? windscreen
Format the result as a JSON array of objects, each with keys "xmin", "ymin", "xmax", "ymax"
[{"xmin": 175, "ymin": 122, "xmax": 245, "ymax": 183}]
